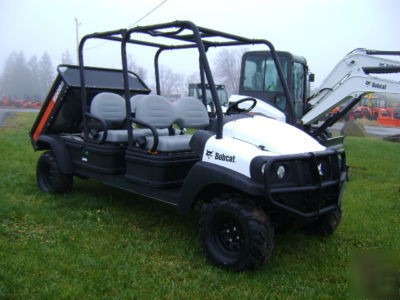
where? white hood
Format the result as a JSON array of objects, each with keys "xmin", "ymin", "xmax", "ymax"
[
  {"xmin": 223, "ymin": 116, "xmax": 325, "ymax": 155},
  {"xmin": 228, "ymin": 95, "xmax": 286, "ymax": 122}
]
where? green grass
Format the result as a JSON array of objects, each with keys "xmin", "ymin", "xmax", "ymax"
[{"xmin": 0, "ymin": 113, "xmax": 399, "ymax": 299}]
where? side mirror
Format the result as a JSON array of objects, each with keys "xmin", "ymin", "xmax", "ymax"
[{"xmin": 309, "ymin": 73, "xmax": 315, "ymax": 82}]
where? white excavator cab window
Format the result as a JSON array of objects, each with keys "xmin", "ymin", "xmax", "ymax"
[
  {"xmin": 243, "ymin": 56, "xmax": 288, "ymax": 93},
  {"xmin": 293, "ymin": 62, "xmax": 306, "ymax": 118}
]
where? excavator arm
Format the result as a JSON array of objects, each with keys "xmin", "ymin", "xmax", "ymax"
[{"xmin": 302, "ymin": 49, "xmax": 400, "ymax": 126}]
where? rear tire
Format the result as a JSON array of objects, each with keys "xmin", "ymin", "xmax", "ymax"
[
  {"xmin": 37, "ymin": 151, "xmax": 73, "ymax": 193},
  {"xmin": 199, "ymin": 194, "xmax": 274, "ymax": 271}
]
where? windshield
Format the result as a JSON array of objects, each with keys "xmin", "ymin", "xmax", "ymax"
[{"xmin": 242, "ymin": 55, "xmax": 289, "ymax": 92}]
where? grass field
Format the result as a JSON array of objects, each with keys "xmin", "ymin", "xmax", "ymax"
[{"xmin": 0, "ymin": 112, "xmax": 399, "ymax": 299}]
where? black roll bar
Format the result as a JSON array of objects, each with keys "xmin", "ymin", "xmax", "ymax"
[
  {"xmin": 78, "ymin": 28, "xmax": 126, "ymax": 141},
  {"xmin": 77, "ymin": 20, "xmax": 296, "ymax": 143}
]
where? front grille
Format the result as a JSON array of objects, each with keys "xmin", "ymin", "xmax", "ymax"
[{"xmin": 263, "ymin": 150, "xmax": 346, "ymax": 217}]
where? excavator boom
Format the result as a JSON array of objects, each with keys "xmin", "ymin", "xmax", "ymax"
[{"xmin": 302, "ymin": 49, "xmax": 400, "ymax": 125}]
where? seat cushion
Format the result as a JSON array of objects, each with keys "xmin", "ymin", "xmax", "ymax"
[
  {"xmin": 146, "ymin": 134, "xmax": 193, "ymax": 152},
  {"xmin": 98, "ymin": 128, "xmax": 172, "ymax": 143}
]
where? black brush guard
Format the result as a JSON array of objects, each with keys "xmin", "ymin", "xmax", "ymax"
[{"xmin": 263, "ymin": 149, "xmax": 347, "ymax": 218}]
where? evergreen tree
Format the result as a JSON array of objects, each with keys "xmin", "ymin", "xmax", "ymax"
[
  {"xmin": 61, "ymin": 50, "xmax": 73, "ymax": 64},
  {"xmin": 0, "ymin": 74, "xmax": 3, "ymax": 98},
  {"xmin": 28, "ymin": 55, "xmax": 41, "ymax": 99},
  {"xmin": 1, "ymin": 51, "xmax": 31, "ymax": 99},
  {"xmin": 38, "ymin": 52, "xmax": 54, "ymax": 97}
]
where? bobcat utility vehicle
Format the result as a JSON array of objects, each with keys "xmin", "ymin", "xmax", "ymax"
[{"xmin": 30, "ymin": 21, "xmax": 347, "ymax": 271}]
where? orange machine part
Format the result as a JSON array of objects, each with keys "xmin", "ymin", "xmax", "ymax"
[{"xmin": 32, "ymin": 98, "xmax": 56, "ymax": 142}]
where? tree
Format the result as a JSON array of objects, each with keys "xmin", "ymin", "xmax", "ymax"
[
  {"xmin": 158, "ymin": 65, "xmax": 185, "ymax": 96},
  {"xmin": 213, "ymin": 47, "xmax": 248, "ymax": 95},
  {"xmin": 1, "ymin": 51, "xmax": 56, "ymax": 100},
  {"xmin": 27, "ymin": 55, "xmax": 41, "ymax": 99},
  {"xmin": 128, "ymin": 55, "xmax": 147, "ymax": 82},
  {"xmin": 61, "ymin": 50, "xmax": 73, "ymax": 65},
  {"xmin": 37, "ymin": 52, "xmax": 54, "ymax": 97},
  {"xmin": 0, "ymin": 74, "xmax": 3, "ymax": 98},
  {"xmin": 186, "ymin": 72, "xmax": 200, "ymax": 85},
  {"xmin": 1, "ymin": 51, "xmax": 31, "ymax": 99}
]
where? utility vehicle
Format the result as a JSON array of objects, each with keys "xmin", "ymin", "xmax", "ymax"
[{"xmin": 30, "ymin": 21, "xmax": 347, "ymax": 271}]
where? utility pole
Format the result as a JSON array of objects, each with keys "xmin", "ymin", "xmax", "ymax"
[{"xmin": 74, "ymin": 17, "xmax": 81, "ymax": 64}]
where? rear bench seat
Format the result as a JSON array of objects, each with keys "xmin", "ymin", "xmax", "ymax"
[
  {"xmin": 90, "ymin": 92, "xmax": 209, "ymax": 152},
  {"xmin": 91, "ymin": 92, "xmax": 171, "ymax": 143}
]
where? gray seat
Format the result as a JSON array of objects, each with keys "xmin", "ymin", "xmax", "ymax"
[
  {"xmin": 138, "ymin": 96, "xmax": 209, "ymax": 152},
  {"xmin": 93, "ymin": 93, "xmax": 170, "ymax": 143},
  {"xmin": 91, "ymin": 92, "xmax": 126, "ymax": 123},
  {"xmin": 133, "ymin": 95, "xmax": 178, "ymax": 151},
  {"xmin": 149, "ymin": 134, "xmax": 193, "ymax": 152},
  {"xmin": 135, "ymin": 94, "xmax": 176, "ymax": 128},
  {"xmin": 129, "ymin": 94, "xmax": 174, "ymax": 141},
  {"xmin": 90, "ymin": 92, "xmax": 127, "ymax": 143},
  {"xmin": 130, "ymin": 94, "xmax": 146, "ymax": 114},
  {"xmin": 174, "ymin": 97, "xmax": 209, "ymax": 129}
]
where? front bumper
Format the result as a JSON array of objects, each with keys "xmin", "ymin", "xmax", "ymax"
[{"xmin": 262, "ymin": 149, "xmax": 347, "ymax": 218}]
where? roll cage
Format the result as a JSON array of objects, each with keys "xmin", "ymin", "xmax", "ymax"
[{"xmin": 77, "ymin": 20, "xmax": 295, "ymax": 146}]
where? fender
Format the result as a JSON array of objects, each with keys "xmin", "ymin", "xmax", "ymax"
[
  {"xmin": 177, "ymin": 161, "xmax": 264, "ymax": 215},
  {"xmin": 36, "ymin": 134, "xmax": 73, "ymax": 174}
]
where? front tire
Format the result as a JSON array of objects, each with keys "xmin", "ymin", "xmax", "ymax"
[
  {"xmin": 37, "ymin": 151, "xmax": 73, "ymax": 193},
  {"xmin": 305, "ymin": 206, "xmax": 342, "ymax": 236},
  {"xmin": 199, "ymin": 195, "xmax": 274, "ymax": 271}
]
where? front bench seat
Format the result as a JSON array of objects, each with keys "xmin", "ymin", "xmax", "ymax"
[
  {"xmin": 136, "ymin": 96, "xmax": 209, "ymax": 152},
  {"xmin": 134, "ymin": 95, "xmax": 181, "ymax": 152}
]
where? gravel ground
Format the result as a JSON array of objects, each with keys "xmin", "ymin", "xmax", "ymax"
[{"xmin": 0, "ymin": 108, "xmax": 38, "ymax": 126}]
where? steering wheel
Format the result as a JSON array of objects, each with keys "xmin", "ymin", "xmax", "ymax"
[{"xmin": 226, "ymin": 97, "xmax": 257, "ymax": 115}]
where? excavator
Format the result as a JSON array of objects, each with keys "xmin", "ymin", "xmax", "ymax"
[{"xmin": 230, "ymin": 48, "xmax": 400, "ymax": 142}]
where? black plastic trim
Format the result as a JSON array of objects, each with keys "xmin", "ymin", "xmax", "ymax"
[
  {"xmin": 36, "ymin": 134, "xmax": 73, "ymax": 174},
  {"xmin": 189, "ymin": 130, "xmax": 214, "ymax": 157},
  {"xmin": 177, "ymin": 161, "xmax": 264, "ymax": 214},
  {"xmin": 128, "ymin": 117, "xmax": 159, "ymax": 152},
  {"xmin": 85, "ymin": 112, "xmax": 108, "ymax": 143}
]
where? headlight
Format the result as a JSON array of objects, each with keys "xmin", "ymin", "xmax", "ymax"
[
  {"xmin": 317, "ymin": 163, "xmax": 324, "ymax": 176},
  {"xmin": 261, "ymin": 162, "xmax": 267, "ymax": 174},
  {"xmin": 276, "ymin": 165, "xmax": 286, "ymax": 179},
  {"xmin": 261, "ymin": 163, "xmax": 286, "ymax": 179}
]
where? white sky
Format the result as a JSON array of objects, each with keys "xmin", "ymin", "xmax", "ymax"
[{"xmin": 1, "ymin": 0, "xmax": 399, "ymax": 86}]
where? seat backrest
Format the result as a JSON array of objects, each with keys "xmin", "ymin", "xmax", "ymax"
[
  {"xmin": 130, "ymin": 94, "xmax": 146, "ymax": 114},
  {"xmin": 90, "ymin": 92, "xmax": 126, "ymax": 126},
  {"xmin": 174, "ymin": 97, "xmax": 209, "ymax": 129},
  {"xmin": 134, "ymin": 95, "xmax": 175, "ymax": 128}
]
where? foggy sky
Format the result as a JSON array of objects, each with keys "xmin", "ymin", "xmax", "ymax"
[{"xmin": 1, "ymin": 0, "xmax": 399, "ymax": 86}]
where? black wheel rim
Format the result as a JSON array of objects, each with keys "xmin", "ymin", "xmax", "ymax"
[
  {"xmin": 39, "ymin": 160, "xmax": 53, "ymax": 189},
  {"xmin": 215, "ymin": 216, "xmax": 243, "ymax": 253}
]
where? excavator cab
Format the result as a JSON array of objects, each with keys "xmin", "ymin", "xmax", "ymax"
[
  {"xmin": 239, "ymin": 51, "xmax": 312, "ymax": 121},
  {"xmin": 188, "ymin": 83, "xmax": 229, "ymax": 107}
]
